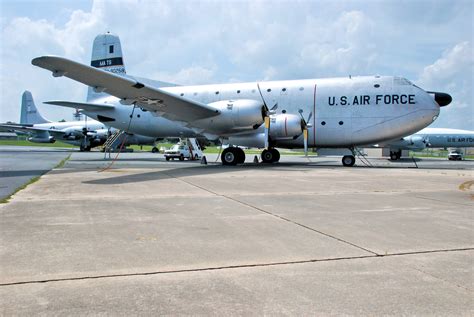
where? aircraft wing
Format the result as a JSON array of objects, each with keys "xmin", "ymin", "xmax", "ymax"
[
  {"xmin": 0, "ymin": 124, "xmax": 67, "ymax": 135},
  {"xmin": 32, "ymin": 56, "xmax": 220, "ymax": 122},
  {"xmin": 0, "ymin": 123, "xmax": 70, "ymax": 138},
  {"xmin": 45, "ymin": 101, "xmax": 115, "ymax": 112},
  {"xmin": 0, "ymin": 124, "xmax": 41, "ymax": 134}
]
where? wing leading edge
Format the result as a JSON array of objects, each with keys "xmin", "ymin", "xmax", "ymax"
[
  {"xmin": 44, "ymin": 101, "xmax": 115, "ymax": 112},
  {"xmin": 32, "ymin": 56, "xmax": 220, "ymax": 122}
]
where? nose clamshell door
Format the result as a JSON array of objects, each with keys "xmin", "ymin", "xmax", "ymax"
[{"xmin": 427, "ymin": 91, "xmax": 452, "ymax": 107}]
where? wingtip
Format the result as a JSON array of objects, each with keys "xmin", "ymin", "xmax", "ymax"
[{"xmin": 31, "ymin": 55, "xmax": 61, "ymax": 66}]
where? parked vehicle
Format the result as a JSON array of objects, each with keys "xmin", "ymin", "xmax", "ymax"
[
  {"xmin": 164, "ymin": 139, "xmax": 202, "ymax": 161},
  {"xmin": 448, "ymin": 150, "xmax": 463, "ymax": 161}
]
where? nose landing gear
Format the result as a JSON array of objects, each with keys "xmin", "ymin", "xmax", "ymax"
[{"xmin": 342, "ymin": 155, "xmax": 355, "ymax": 167}]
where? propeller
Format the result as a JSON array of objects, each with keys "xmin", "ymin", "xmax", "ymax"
[
  {"xmin": 298, "ymin": 109, "xmax": 313, "ymax": 156},
  {"xmin": 423, "ymin": 137, "xmax": 431, "ymax": 147},
  {"xmin": 257, "ymin": 83, "xmax": 277, "ymax": 149}
]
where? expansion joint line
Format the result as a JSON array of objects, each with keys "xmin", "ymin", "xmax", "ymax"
[
  {"xmin": 169, "ymin": 174, "xmax": 378, "ymax": 256},
  {"xmin": 1, "ymin": 248, "xmax": 472, "ymax": 287}
]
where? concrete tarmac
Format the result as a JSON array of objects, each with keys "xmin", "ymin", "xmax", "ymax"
[{"xmin": 1, "ymin": 148, "xmax": 473, "ymax": 315}]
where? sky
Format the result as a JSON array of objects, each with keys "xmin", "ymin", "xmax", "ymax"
[{"xmin": 0, "ymin": 0, "xmax": 473, "ymax": 129}]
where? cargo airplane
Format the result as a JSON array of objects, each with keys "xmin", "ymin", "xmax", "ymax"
[
  {"xmin": 0, "ymin": 90, "xmax": 157, "ymax": 151},
  {"xmin": 32, "ymin": 34, "xmax": 451, "ymax": 166},
  {"xmin": 0, "ymin": 90, "xmax": 108, "ymax": 151},
  {"xmin": 378, "ymin": 128, "xmax": 474, "ymax": 160}
]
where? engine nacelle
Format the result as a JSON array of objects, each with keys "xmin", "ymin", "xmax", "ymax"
[
  {"xmin": 269, "ymin": 114, "xmax": 304, "ymax": 139},
  {"xmin": 197, "ymin": 99, "xmax": 265, "ymax": 135},
  {"xmin": 228, "ymin": 133, "xmax": 266, "ymax": 148},
  {"xmin": 28, "ymin": 136, "xmax": 55, "ymax": 143},
  {"xmin": 88, "ymin": 129, "xmax": 109, "ymax": 142},
  {"xmin": 62, "ymin": 126, "xmax": 84, "ymax": 137},
  {"xmin": 406, "ymin": 135, "xmax": 428, "ymax": 150}
]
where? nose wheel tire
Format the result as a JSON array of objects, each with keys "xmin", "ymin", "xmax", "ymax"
[{"xmin": 342, "ymin": 155, "xmax": 355, "ymax": 167}]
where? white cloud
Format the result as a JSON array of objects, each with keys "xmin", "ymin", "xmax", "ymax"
[
  {"xmin": 419, "ymin": 42, "xmax": 473, "ymax": 85},
  {"xmin": 416, "ymin": 41, "xmax": 473, "ymax": 129}
]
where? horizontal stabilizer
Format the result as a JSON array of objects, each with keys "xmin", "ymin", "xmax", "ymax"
[{"xmin": 45, "ymin": 100, "xmax": 115, "ymax": 112}]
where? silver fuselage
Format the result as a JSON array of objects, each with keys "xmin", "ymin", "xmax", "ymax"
[{"xmin": 84, "ymin": 76, "xmax": 440, "ymax": 148}]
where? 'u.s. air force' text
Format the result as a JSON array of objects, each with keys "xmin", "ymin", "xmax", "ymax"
[{"xmin": 329, "ymin": 94, "xmax": 416, "ymax": 106}]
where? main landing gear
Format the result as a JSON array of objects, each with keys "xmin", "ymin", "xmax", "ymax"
[
  {"xmin": 261, "ymin": 148, "xmax": 280, "ymax": 163},
  {"xmin": 221, "ymin": 147, "xmax": 281, "ymax": 165},
  {"xmin": 221, "ymin": 147, "xmax": 246, "ymax": 165},
  {"xmin": 390, "ymin": 150, "xmax": 402, "ymax": 161}
]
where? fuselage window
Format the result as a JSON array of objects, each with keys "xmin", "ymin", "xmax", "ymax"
[
  {"xmin": 237, "ymin": 90, "xmax": 241, "ymax": 94},
  {"xmin": 194, "ymin": 92, "xmax": 198, "ymax": 96},
  {"xmin": 109, "ymin": 45, "xmax": 114, "ymax": 54},
  {"xmin": 180, "ymin": 93, "xmax": 184, "ymax": 96},
  {"xmin": 339, "ymin": 121, "xmax": 344, "ymax": 125},
  {"xmin": 282, "ymin": 88, "xmax": 287, "ymax": 92},
  {"xmin": 137, "ymin": 114, "xmax": 140, "ymax": 118},
  {"xmin": 282, "ymin": 110, "xmax": 287, "ymax": 113},
  {"xmin": 215, "ymin": 91, "xmax": 219, "ymax": 95},
  {"xmin": 251, "ymin": 89, "xmax": 256, "ymax": 93},
  {"xmin": 374, "ymin": 84, "xmax": 380, "ymax": 88},
  {"xmin": 299, "ymin": 87, "xmax": 304, "ymax": 91},
  {"xmin": 321, "ymin": 121, "xmax": 326, "ymax": 125},
  {"xmin": 267, "ymin": 88, "xmax": 271, "ymax": 92}
]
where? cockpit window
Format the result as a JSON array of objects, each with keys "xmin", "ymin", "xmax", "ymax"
[{"xmin": 394, "ymin": 77, "xmax": 412, "ymax": 85}]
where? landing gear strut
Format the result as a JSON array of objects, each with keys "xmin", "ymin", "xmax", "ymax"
[
  {"xmin": 261, "ymin": 148, "xmax": 280, "ymax": 163},
  {"xmin": 221, "ymin": 147, "xmax": 246, "ymax": 165}
]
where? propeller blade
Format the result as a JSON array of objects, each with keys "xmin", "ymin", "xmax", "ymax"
[
  {"xmin": 256, "ymin": 83, "xmax": 268, "ymax": 109},
  {"xmin": 306, "ymin": 112, "xmax": 313, "ymax": 124},
  {"xmin": 264, "ymin": 116, "xmax": 270, "ymax": 149},
  {"xmin": 270, "ymin": 103, "xmax": 278, "ymax": 111},
  {"xmin": 303, "ymin": 128, "xmax": 308, "ymax": 156}
]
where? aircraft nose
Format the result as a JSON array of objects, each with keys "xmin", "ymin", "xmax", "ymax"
[{"xmin": 428, "ymin": 91, "xmax": 452, "ymax": 107}]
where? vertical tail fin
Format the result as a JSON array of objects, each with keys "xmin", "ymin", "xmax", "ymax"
[
  {"xmin": 20, "ymin": 91, "xmax": 50, "ymax": 124},
  {"xmin": 87, "ymin": 32, "xmax": 126, "ymax": 101}
]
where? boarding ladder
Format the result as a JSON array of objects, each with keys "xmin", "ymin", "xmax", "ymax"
[
  {"xmin": 102, "ymin": 130, "xmax": 125, "ymax": 158},
  {"xmin": 183, "ymin": 138, "xmax": 203, "ymax": 160}
]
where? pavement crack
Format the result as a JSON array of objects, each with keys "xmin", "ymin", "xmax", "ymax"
[
  {"xmin": 410, "ymin": 266, "xmax": 472, "ymax": 292},
  {"xmin": 171, "ymin": 175, "xmax": 379, "ymax": 256},
  {"xmin": 414, "ymin": 195, "xmax": 473, "ymax": 207},
  {"xmin": 1, "ymin": 248, "xmax": 471, "ymax": 287}
]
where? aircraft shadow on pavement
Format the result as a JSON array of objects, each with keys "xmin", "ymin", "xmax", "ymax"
[{"xmin": 82, "ymin": 161, "xmax": 337, "ymax": 185}]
